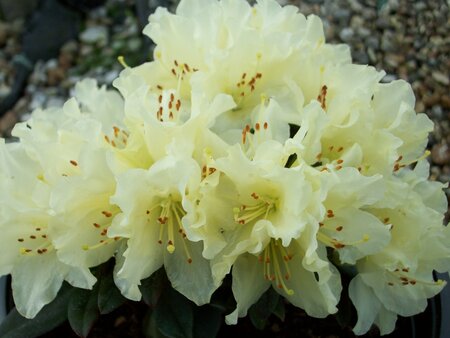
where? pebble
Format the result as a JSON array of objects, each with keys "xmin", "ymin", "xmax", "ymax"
[
  {"xmin": 431, "ymin": 143, "xmax": 450, "ymax": 165},
  {"xmin": 339, "ymin": 27, "xmax": 354, "ymax": 42},
  {"xmin": 432, "ymin": 71, "xmax": 449, "ymax": 86},
  {"xmin": 80, "ymin": 26, "xmax": 108, "ymax": 44},
  {"xmin": 381, "ymin": 74, "xmax": 397, "ymax": 83}
]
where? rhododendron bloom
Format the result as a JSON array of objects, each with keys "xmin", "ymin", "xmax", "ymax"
[{"xmin": 0, "ymin": 0, "xmax": 448, "ymax": 336}]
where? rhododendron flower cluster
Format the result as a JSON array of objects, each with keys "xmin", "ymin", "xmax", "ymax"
[{"xmin": 1, "ymin": 0, "xmax": 449, "ymax": 335}]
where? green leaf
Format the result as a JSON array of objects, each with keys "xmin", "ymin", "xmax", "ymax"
[
  {"xmin": 68, "ymin": 285, "xmax": 100, "ymax": 338},
  {"xmin": 154, "ymin": 287, "xmax": 194, "ymax": 338},
  {"xmin": 192, "ymin": 305, "xmax": 222, "ymax": 338},
  {"xmin": 97, "ymin": 271, "xmax": 126, "ymax": 315},
  {"xmin": 139, "ymin": 268, "xmax": 167, "ymax": 307},
  {"xmin": 143, "ymin": 309, "xmax": 171, "ymax": 338},
  {"xmin": 248, "ymin": 288, "xmax": 280, "ymax": 330},
  {"xmin": 0, "ymin": 283, "xmax": 73, "ymax": 338},
  {"xmin": 272, "ymin": 297, "xmax": 285, "ymax": 321}
]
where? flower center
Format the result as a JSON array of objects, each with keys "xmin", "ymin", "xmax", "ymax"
[
  {"xmin": 233, "ymin": 192, "xmax": 276, "ymax": 225},
  {"xmin": 149, "ymin": 198, "xmax": 192, "ymax": 264},
  {"xmin": 155, "ymin": 90, "xmax": 184, "ymax": 123},
  {"xmin": 233, "ymin": 53, "xmax": 263, "ymax": 108},
  {"xmin": 82, "ymin": 208, "xmax": 121, "ymax": 251},
  {"xmin": 17, "ymin": 223, "xmax": 53, "ymax": 256},
  {"xmin": 317, "ymin": 218, "xmax": 370, "ymax": 249},
  {"xmin": 386, "ymin": 266, "xmax": 444, "ymax": 288},
  {"xmin": 258, "ymin": 239, "xmax": 294, "ymax": 295},
  {"xmin": 104, "ymin": 125, "xmax": 129, "ymax": 149}
]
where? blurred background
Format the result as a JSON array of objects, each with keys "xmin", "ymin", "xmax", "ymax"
[{"xmin": 0, "ymin": 0, "xmax": 448, "ymax": 221}]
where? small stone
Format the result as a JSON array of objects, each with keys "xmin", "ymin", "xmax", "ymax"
[
  {"xmin": 431, "ymin": 143, "xmax": 450, "ymax": 165},
  {"xmin": 381, "ymin": 32, "xmax": 397, "ymax": 52},
  {"xmin": 366, "ymin": 36, "xmax": 379, "ymax": 50},
  {"xmin": 334, "ymin": 8, "xmax": 351, "ymax": 23},
  {"xmin": 381, "ymin": 74, "xmax": 397, "ymax": 83},
  {"xmin": 0, "ymin": 110, "xmax": 17, "ymax": 137},
  {"xmin": 102, "ymin": 70, "xmax": 120, "ymax": 85},
  {"xmin": 80, "ymin": 26, "xmax": 108, "ymax": 45},
  {"xmin": 356, "ymin": 26, "xmax": 371, "ymax": 38},
  {"xmin": 46, "ymin": 97, "xmax": 65, "ymax": 108},
  {"xmin": 415, "ymin": 101, "xmax": 425, "ymax": 113},
  {"xmin": 127, "ymin": 37, "xmax": 142, "ymax": 52},
  {"xmin": 441, "ymin": 95, "xmax": 450, "ymax": 109},
  {"xmin": 384, "ymin": 53, "xmax": 404, "ymax": 68},
  {"xmin": 367, "ymin": 47, "xmax": 378, "ymax": 63},
  {"xmin": 376, "ymin": 16, "xmax": 391, "ymax": 29},
  {"xmin": 423, "ymin": 93, "xmax": 441, "ymax": 107},
  {"xmin": 432, "ymin": 71, "xmax": 449, "ymax": 85},
  {"xmin": 0, "ymin": 83, "xmax": 10, "ymax": 99},
  {"xmin": 29, "ymin": 91, "xmax": 47, "ymax": 110},
  {"xmin": 353, "ymin": 50, "xmax": 369, "ymax": 65},
  {"xmin": 339, "ymin": 27, "xmax": 354, "ymax": 42},
  {"xmin": 47, "ymin": 66, "xmax": 66, "ymax": 86},
  {"xmin": 431, "ymin": 106, "xmax": 444, "ymax": 120}
]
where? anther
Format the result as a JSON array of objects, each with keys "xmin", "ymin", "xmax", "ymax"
[
  {"xmin": 70, "ymin": 160, "xmax": 78, "ymax": 166},
  {"xmin": 102, "ymin": 211, "xmax": 112, "ymax": 217}
]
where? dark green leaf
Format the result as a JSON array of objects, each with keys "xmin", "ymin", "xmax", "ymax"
[
  {"xmin": 0, "ymin": 283, "xmax": 73, "ymax": 338},
  {"xmin": 154, "ymin": 287, "xmax": 194, "ymax": 338},
  {"xmin": 193, "ymin": 305, "xmax": 222, "ymax": 338},
  {"xmin": 68, "ymin": 285, "xmax": 100, "ymax": 338},
  {"xmin": 139, "ymin": 268, "xmax": 167, "ymax": 307},
  {"xmin": 142, "ymin": 309, "xmax": 170, "ymax": 338},
  {"xmin": 248, "ymin": 288, "xmax": 280, "ymax": 330},
  {"xmin": 272, "ymin": 297, "xmax": 285, "ymax": 321},
  {"xmin": 97, "ymin": 272, "xmax": 126, "ymax": 315},
  {"xmin": 208, "ymin": 275, "xmax": 235, "ymax": 314}
]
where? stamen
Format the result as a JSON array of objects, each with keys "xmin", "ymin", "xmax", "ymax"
[
  {"xmin": 317, "ymin": 85, "xmax": 328, "ymax": 110},
  {"xmin": 234, "ymin": 193, "xmax": 275, "ymax": 224},
  {"xmin": 152, "ymin": 199, "xmax": 192, "ymax": 262},
  {"xmin": 260, "ymin": 240, "xmax": 294, "ymax": 295}
]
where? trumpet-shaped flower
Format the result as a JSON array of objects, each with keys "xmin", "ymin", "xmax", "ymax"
[
  {"xmin": 0, "ymin": 140, "xmax": 96, "ymax": 318},
  {"xmin": 194, "ymin": 141, "xmax": 341, "ymax": 323},
  {"xmin": 109, "ymin": 152, "xmax": 216, "ymax": 305},
  {"xmin": 348, "ymin": 163, "xmax": 449, "ymax": 335}
]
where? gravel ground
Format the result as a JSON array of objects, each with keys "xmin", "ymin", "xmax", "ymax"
[{"xmin": 0, "ymin": 0, "xmax": 448, "ymax": 217}]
